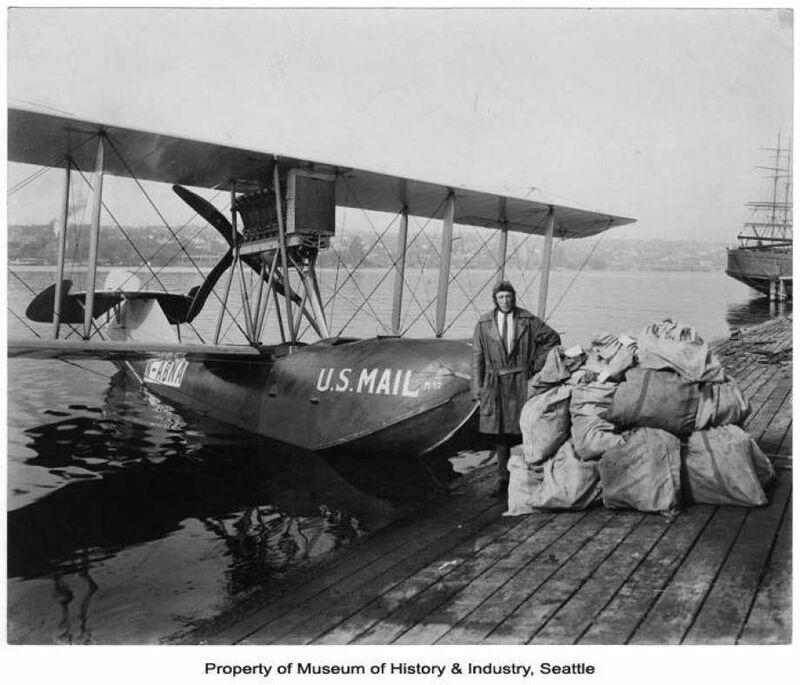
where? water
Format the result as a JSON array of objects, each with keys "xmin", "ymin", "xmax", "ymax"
[{"xmin": 5, "ymin": 265, "xmax": 789, "ymax": 643}]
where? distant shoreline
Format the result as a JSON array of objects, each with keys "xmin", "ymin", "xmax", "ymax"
[{"xmin": 8, "ymin": 263, "xmax": 727, "ymax": 275}]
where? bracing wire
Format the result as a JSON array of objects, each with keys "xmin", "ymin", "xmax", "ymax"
[
  {"xmin": 105, "ymin": 136, "xmax": 209, "ymax": 283},
  {"xmin": 402, "ymin": 204, "xmax": 522, "ymax": 336},
  {"xmin": 440, "ymin": 229, "xmax": 541, "ymax": 337},
  {"xmin": 545, "ymin": 233, "xmax": 606, "ymax": 322},
  {"xmin": 326, "ymin": 178, "xmax": 352, "ymax": 330},
  {"xmin": 401, "ymin": 217, "xmax": 436, "ymax": 330},
  {"xmin": 405, "ymin": 203, "xmax": 501, "ymax": 329},
  {"xmin": 8, "ymin": 268, "xmax": 40, "ymax": 296},
  {"xmin": 323, "ymin": 180, "xmax": 404, "ymax": 306},
  {"xmin": 392, "ymin": 215, "xmax": 444, "ymax": 332},
  {"xmin": 8, "ymin": 308, "xmax": 42, "ymax": 338},
  {"xmin": 7, "ymin": 133, "xmax": 96, "ymax": 197},
  {"xmin": 132, "ymin": 191, "xmax": 227, "ymax": 282},
  {"xmin": 72, "ymin": 165, "xmax": 172, "ymax": 292},
  {"xmin": 102, "ymin": 138, "xmax": 240, "ymax": 339},
  {"xmin": 314, "ymin": 198, "xmax": 401, "ymax": 333},
  {"xmin": 510, "ymin": 234, "xmax": 540, "ymax": 305},
  {"xmin": 7, "ymin": 164, "xmax": 54, "ymax": 195},
  {"xmin": 334, "ymin": 207, "xmax": 464, "ymax": 336},
  {"xmin": 72, "ymin": 160, "xmax": 220, "ymax": 344},
  {"xmin": 397, "ymin": 207, "xmax": 452, "ymax": 331},
  {"xmin": 438, "ymin": 228, "xmax": 507, "ymax": 335}
]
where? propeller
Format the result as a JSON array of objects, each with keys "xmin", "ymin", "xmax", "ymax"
[
  {"xmin": 172, "ymin": 185, "xmax": 320, "ymax": 333},
  {"xmin": 184, "ymin": 248, "xmax": 233, "ymax": 322},
  {"xmin": 172, "ymin": 184, "xmax": 240, "ymax": 249}
]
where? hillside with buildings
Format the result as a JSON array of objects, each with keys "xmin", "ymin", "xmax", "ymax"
[{"xmin": 9, "ymin": 223, "xmax": 727, "ymax": 272}]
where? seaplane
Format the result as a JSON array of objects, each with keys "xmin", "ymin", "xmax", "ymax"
[{"xmin": 7, "ymin": 106, "xmax": 635, "ymax": 458}]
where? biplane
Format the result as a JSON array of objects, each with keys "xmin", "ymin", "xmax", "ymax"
[{"xmin": 7, "ymin": 106, "xmax": 635, "ymax": 458}]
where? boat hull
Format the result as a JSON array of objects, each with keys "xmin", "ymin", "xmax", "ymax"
[
  {"xmin": 726, "ymin": 247, "xmax": 792, "ymax": 299},
  {"xmin": 125, "ymin": 337, "xmax": 477, "ymax": 458}
]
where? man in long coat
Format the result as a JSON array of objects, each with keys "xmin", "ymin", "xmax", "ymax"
[{"xmin": 472, "ymin": 281, "xmax": 561, "ymax": 496}]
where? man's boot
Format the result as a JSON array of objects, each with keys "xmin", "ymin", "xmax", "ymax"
[{"xmin": 491, "ymin": 441, "xmax": 510, "ymax": 498}]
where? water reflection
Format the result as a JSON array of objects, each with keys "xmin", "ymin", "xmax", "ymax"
[
  {"xmin": 726, "ymin": 295, "xmax": 792, "ymax": 330},
  {"xmin": 8, "ymin": 368, "xmax": 457, "ymax": 643},
  {"xmin": 52, "ymin": 562, "xmax": 98, "ymax": 645}
]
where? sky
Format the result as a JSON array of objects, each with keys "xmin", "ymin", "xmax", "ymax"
[{"xmin": 5, "ymin": 7, "xmax": 794, "ymax": 244}]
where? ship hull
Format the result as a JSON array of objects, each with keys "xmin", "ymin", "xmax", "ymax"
[{"xmin": 726, "ymin": 247, "xmax": 792, "ymax": 299}]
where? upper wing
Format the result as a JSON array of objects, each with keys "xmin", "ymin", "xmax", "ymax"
[{"xmin": 9, "ymin": 107, "xmax": 635, "ymax": 239}]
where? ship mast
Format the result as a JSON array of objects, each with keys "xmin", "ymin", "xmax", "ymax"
[
  {"xmin": 726, "ymin": 135, "xmax": 793, "ymax": 303},
  {"xmin": 742, "ymin": 134, "xmax": 793, "ymax": 247},
  {"xmin": 782, "ymin": 142, "xmax": 792, "ymax": 237}
]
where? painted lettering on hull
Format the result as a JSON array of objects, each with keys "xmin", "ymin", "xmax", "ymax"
[
  {"xmin": 144, "ymin": 358, "xmax": 189, "ymax": 388},
  {"xmin": 315, "ymin": 367, "xmax": 423, "ymax": 397}
]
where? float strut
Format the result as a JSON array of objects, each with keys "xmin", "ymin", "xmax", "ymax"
[
  {"xmin": 304, "ymin": 258, "xmax": 330, "ymax": 338},
  {"xmin": 273, "ymin": 162, "xmax": 296, "ymax": 343}
]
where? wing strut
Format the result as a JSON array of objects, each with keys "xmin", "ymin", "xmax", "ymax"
[
  {"xmin": 391, "ymin": 203, "xmax": 409, "ymax": 334},
  {"xmin": 53, "ymin": 157, "xmax": 72, "ymax": 339},
  {"xmin": 496, "ymin": 197, "xmax": 509, "ymax": 283},
  {"xmin": 213, "ymin": 184, "xmax": 240, "ymax": 345},
  {"xmin": 536, "ymin": 207, "xmax": 556, "ymax": 319},
  {"xmin": 435, "ymin": 192, "xmax": 456, "ymax": 337},
  {"xmin": 84, "ymin": 135, "xmax": 106, "ymax": 339}
]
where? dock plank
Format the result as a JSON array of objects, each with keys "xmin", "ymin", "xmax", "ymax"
[
  {"xmin": 246, "ymin": 496, "xmax": 511, "ymax": 644},
  {"xmin": 485, "ymin": 511, "xmax": 645, "ymax": 644},
  {"xmin": 743, "ymin": 369, "xmax": 792, "ymax": 438},
  {"xmin": 578, "ymin": 505, "xmax": 715, "ymax": 644},
  {"xmin": 436, "ymin": 508, "xmax": 616, "ymax": 644},
  {"xmin": 207, "ymin": 471, "xmax": 500, "ymax": 643},
  {"xmin": 628, "ymin": 506, "xmax": 748, "ymax": 644},
  {"xmin": 730, "ymin": 358, "xmax": 768, "ymax": 393},
  {"xmin": 777, "ymin": 419, "xmax": 792, "ymax": 457},
  {"xmin": 313, "ymin": 510, "xmax": 559, "ymax": 644},
  {"xmin": 741, "ymin": 365, "xmax": 781, "ymax": 411},
  {"xmin": 739, "ymin": 487, "xmax": 792, "ymax": 644},
  {"xmin": 392, "ymin": 512, "xmax": 594, "ymax": 645},
  {"xmin": 757, "ymin": 392, "xmax": 792, "ymax": 458},
  {"xmin": 532, "ymin": 516, "xmax": 671, "ymax": 644},
  {"xmin": 682, "ymin": 473, "xmax": 791, "ymax": 644},
  {"xmin": 345, "ymin": 511, "xmax": 569, "ymax": 645}
]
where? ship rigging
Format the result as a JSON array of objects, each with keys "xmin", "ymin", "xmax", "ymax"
[{"xmin": 726, "ymin": 136, "xmax": 793, "ymax": 302}]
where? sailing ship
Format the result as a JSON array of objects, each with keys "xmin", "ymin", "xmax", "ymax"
[{"xmin": 726, "ymin": 137, "xmax": 793, "ymax": 301}]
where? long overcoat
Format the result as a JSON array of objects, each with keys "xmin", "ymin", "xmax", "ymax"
[{"xmin": 471, "ymin": 307, "xmax": 561, "ymax": 434}]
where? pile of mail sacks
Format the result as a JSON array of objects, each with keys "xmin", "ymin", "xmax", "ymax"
[{"xmin": 506, "ymin": 319, "xmax": 774, "ymax": 519}]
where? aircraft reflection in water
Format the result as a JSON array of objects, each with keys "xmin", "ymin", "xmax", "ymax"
[{"xmin": 7, "ymin": 369, "xmax": 458, "ymax": 644}]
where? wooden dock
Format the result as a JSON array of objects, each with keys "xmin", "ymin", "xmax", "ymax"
[{"xmin": 182, "ymin": 317, "xmax": 792, "ymax": 645}]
